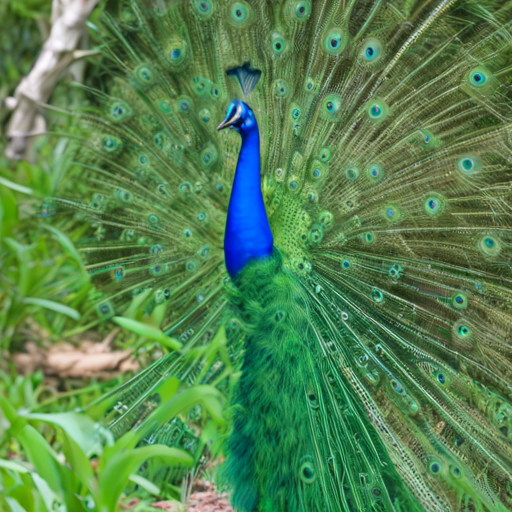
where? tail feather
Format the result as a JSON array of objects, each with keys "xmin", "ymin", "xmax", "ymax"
[{"xmin": 51, "ymin": 1, "xmax": 512, "ymax": 510}]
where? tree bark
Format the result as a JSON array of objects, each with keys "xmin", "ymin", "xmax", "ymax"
[{"xmin": 5, "ymin": 0, "xmax": 101, "ymax": 160}]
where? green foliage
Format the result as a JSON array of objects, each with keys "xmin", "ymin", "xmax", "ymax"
[
  {"xmin": 0, "ymin": 155, "xmax": 92, "ymax": 348},
  {"xmin": 0, "ymin": 371, "xmax": 226, "ymax": 512}
]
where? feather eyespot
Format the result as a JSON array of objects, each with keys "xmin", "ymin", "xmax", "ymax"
[
  {"xmin": 451, "ymin": 292, "xmax": 468, "ymax": 310},
  {"xmin": 274, "ymin": 79, "xmax": 291, "ymax": 98},
  {"xmin": 478, "ymin": 234, "xmax": 501, "ymax": 257},
  {"xmin": 194, "ymin": 0, "xmax": 213, "ymax": 17},
  {"xmin": 229, "ymin": 2, "xmax": 253, "ymax": 26},
  {"xmin": 457, "ymin": 155, "xmax": 481, "ymax": 175},
  {"xmin": 319, "ymin": 147, "xmax": 330, "ymax": 162},
  {"xmin": 345, "ymin": 167, "xmax": 359, "ymax": 180},
  {"xmin": 294, "ymin": 1, "xmax": 311, "ymax": 20},
  {"xmin": 361, "ymin": 37, "xmax": 383, "ymax": 63},
  {"xmin": 271, "ymin": 34, "xmax": 287, "ymax": 55},
  {"xmin": 323, "ymin": 28, "xmax": 347, "ymax": 55},
  {"xmin": 321, "ymin": 94, "xmax": 341, "ymax": 120},
  {"xmin": 299, "ymin": 462, "xmax": 316, "ymax": 483}
]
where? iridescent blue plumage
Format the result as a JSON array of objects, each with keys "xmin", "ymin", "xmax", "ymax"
[{"xmin": 218, "ymin": 100, "xmax": 273, "ymax": 277}]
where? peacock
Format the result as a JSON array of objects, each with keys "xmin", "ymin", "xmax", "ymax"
[{"xmin": 48, "ymin": 0, "xmax": 512, "ymax": 510}]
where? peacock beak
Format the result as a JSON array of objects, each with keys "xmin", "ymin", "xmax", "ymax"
[{"xmin": 217, "ymin": 102, "xmax": 243, "ymax": 131}]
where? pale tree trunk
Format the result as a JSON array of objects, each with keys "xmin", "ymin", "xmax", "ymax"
[{"xmin": 5, "ymin": 0, "xmax": 101, "ymax": 160}]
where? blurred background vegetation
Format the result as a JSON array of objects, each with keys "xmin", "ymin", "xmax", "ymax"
[{"xmin": 0, "ymin": 2, "xmax": 230, "ymax": 510}]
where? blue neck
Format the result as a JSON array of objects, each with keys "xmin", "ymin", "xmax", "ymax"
[{"xmin": 224, "ymin": 119, "xmax": 273, "ymax": 277}]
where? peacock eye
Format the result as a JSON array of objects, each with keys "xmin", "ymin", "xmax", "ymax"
[
  {"xmin": 424, "ymin": 193, "xmax": 446, "ymax": 217},
  {"xmin": 139, "ymin": 155, "xmax": 148, "ymax": 165},
  {"xmin": 345, "ymin": 167, "xmax": 359, "ymax": 180},
  {"xmin": 198, "ymin": 0, "xmax": 211, "ymax": 13},
  {"xmin": 154, "ymin": 133, "xmax": 164, "ymax": 148},
  {"xmin": 450, "ymin": 466, "xmax": 462, "ymax": 479},
  {"xmin": 324, "ymin": 28, "xmax": 346, "ymax": 55},
  {"xmin": 383, "ymin": 204, "xmax": 401, "ymax": 223},
  {"xmin": 361, "ymin": 37, "xmax": 383, "ymax": 63},
  {"xmin": 319, "ymin": 147, "xmax": 330, "ymax": 162},
  {"xmin": 371, "ymin": 105, "xmax": 381, "ymax": 117},
  {"xmin": 429, "ymin": 462, "xmax": 441, "ymax": 474},
  {"xmin": 299, "ymin": 461, "xmax": 316, "ymax": 484},
  {"xmin": 135, "ymin": 65, "xmax": 154, "ymax": 85},
  {"xmin": 159, "ymin": 100, "xmax": 171, "ymax": 113},
  {"xmin": 458, "ymin": 325, "xmax": 470, "ymax": 336},
  {"xmin": 272, "ymin": 35, "xmax": 287, "ymax": 54},
  {"xmin": 321, "ymin": 94, "xmax": 341, "ymax": 118},
  {"xmin": 365, "ymin": 99, "xmax": 389, "ymax": 122},
  {"xmin": 461, "ymin": 158, "xmax": 473, "ymax": 171},
  {"xmin": 426, "ymin": 197, "xmax": 440, "ymax": 212},
  {"xmin": 194, "ymin": 0, "xmax": 214, "ymax": 18},
  {"xmin": 148, "ymin": 214, "xmax": 159, "ymax": 226},
  {"xmin": 478, "ymin": 234, "xmax": 501, "ymax": 257},
  {"xmin": 457, "ymin": 155, "xmax": 481, "ymax": 175},
  {"xmin": 470, "ymin": 71, "xmax": 485, "ymax": 86},
  {"xmin": 294, "ymin": 1, "xmax": 311, "ymax": 20},
  {"xmin": 109, "ymin": 100, "xmax": 132, "ymax": 122},
  {"xmin": 230, "ymin": 2, "xmax": 253, "ymax": 25},
  {"xmin": 451, "ymin": 292, "xmax": 468, "ymax": 309},
  {"xmin": 177, "ymin": 96, "xmax": 192, "ymax": 112},
  {"xmin": 372, "ymin": 288, "xmax": 384, "ymax": 302},
  {"xmin": 199, "ymin": 108, "xmax": 210, "ymax": 122},
  {"xmin": 115, "ymin": 189, "xmax": 133, "ymax": 203},
  {"xmin": 101, "ymin": 136, "xmax": 122, "ymax": 153},
  {"xmin": 274, "ymin": 79, "xmax": 290, "ymax": 98},
  {"xmin": 291, "ymin": 108, "xmax": 301, "ymax": 119},
  {"xmin": 367, "ymin": 163, "xmax": 383, "ymax": 181}
]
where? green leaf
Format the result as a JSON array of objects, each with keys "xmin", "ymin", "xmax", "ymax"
[
  {"xmin": 113, "ymin": 317, "xmax": 182, "ymax": 350},
  {"xmin": 22, "ymin": 298, "xmax": 80, "ymax": 321},
  {"xmin": 0, "ymin": 176, "xmax": 34, "ymax": 195},
  {"xmin": 61, "ymin": 434, "xmax": 96, "ymax": 493},
  {"xmin": 4, "ymin": 497, "xmax": 28, "ymax": 512},
  {"xmin": 128, "ymin": 474, "xmax": 160, "ymax": 496},
  {"xmin": 21, "ymin": 412, "xmax": 97, "ymax": 455},
  {"xmin": 0, "ymin": 459, "xmax": 30, "ymax": 474},
  {"xmin": 0, "ymin": 183, "xmax": 18, "ymax": 237},
  {"xmin": 39, "ymin": 224, "xmax": 84, "ymax": 266},
  {"xmin": 97, "ymin": 445, "xmax": 193, "ymax": 512},
  {"xmin": 0, "ymin": 393, "xmax": 23, "ymax": 426},
  {"xmin": 17, "ymin": 425, "xmax": 63, "ymax": 498},
  {"xmin": 135, "ymin": 386, "xmax": 226, "ymax": 447},
  {"xmin": 31, "ymin": 473, "xmax": 61, "ymax": 512}
]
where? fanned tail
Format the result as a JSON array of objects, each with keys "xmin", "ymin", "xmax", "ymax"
[{"xmin": 50, "ymin": 0, "xmax": 512, "ymax": 510}]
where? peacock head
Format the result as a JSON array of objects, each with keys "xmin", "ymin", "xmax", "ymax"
[{"xmin": 217, "ymin": 100, "xmax": 257, "ymax": 135}]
